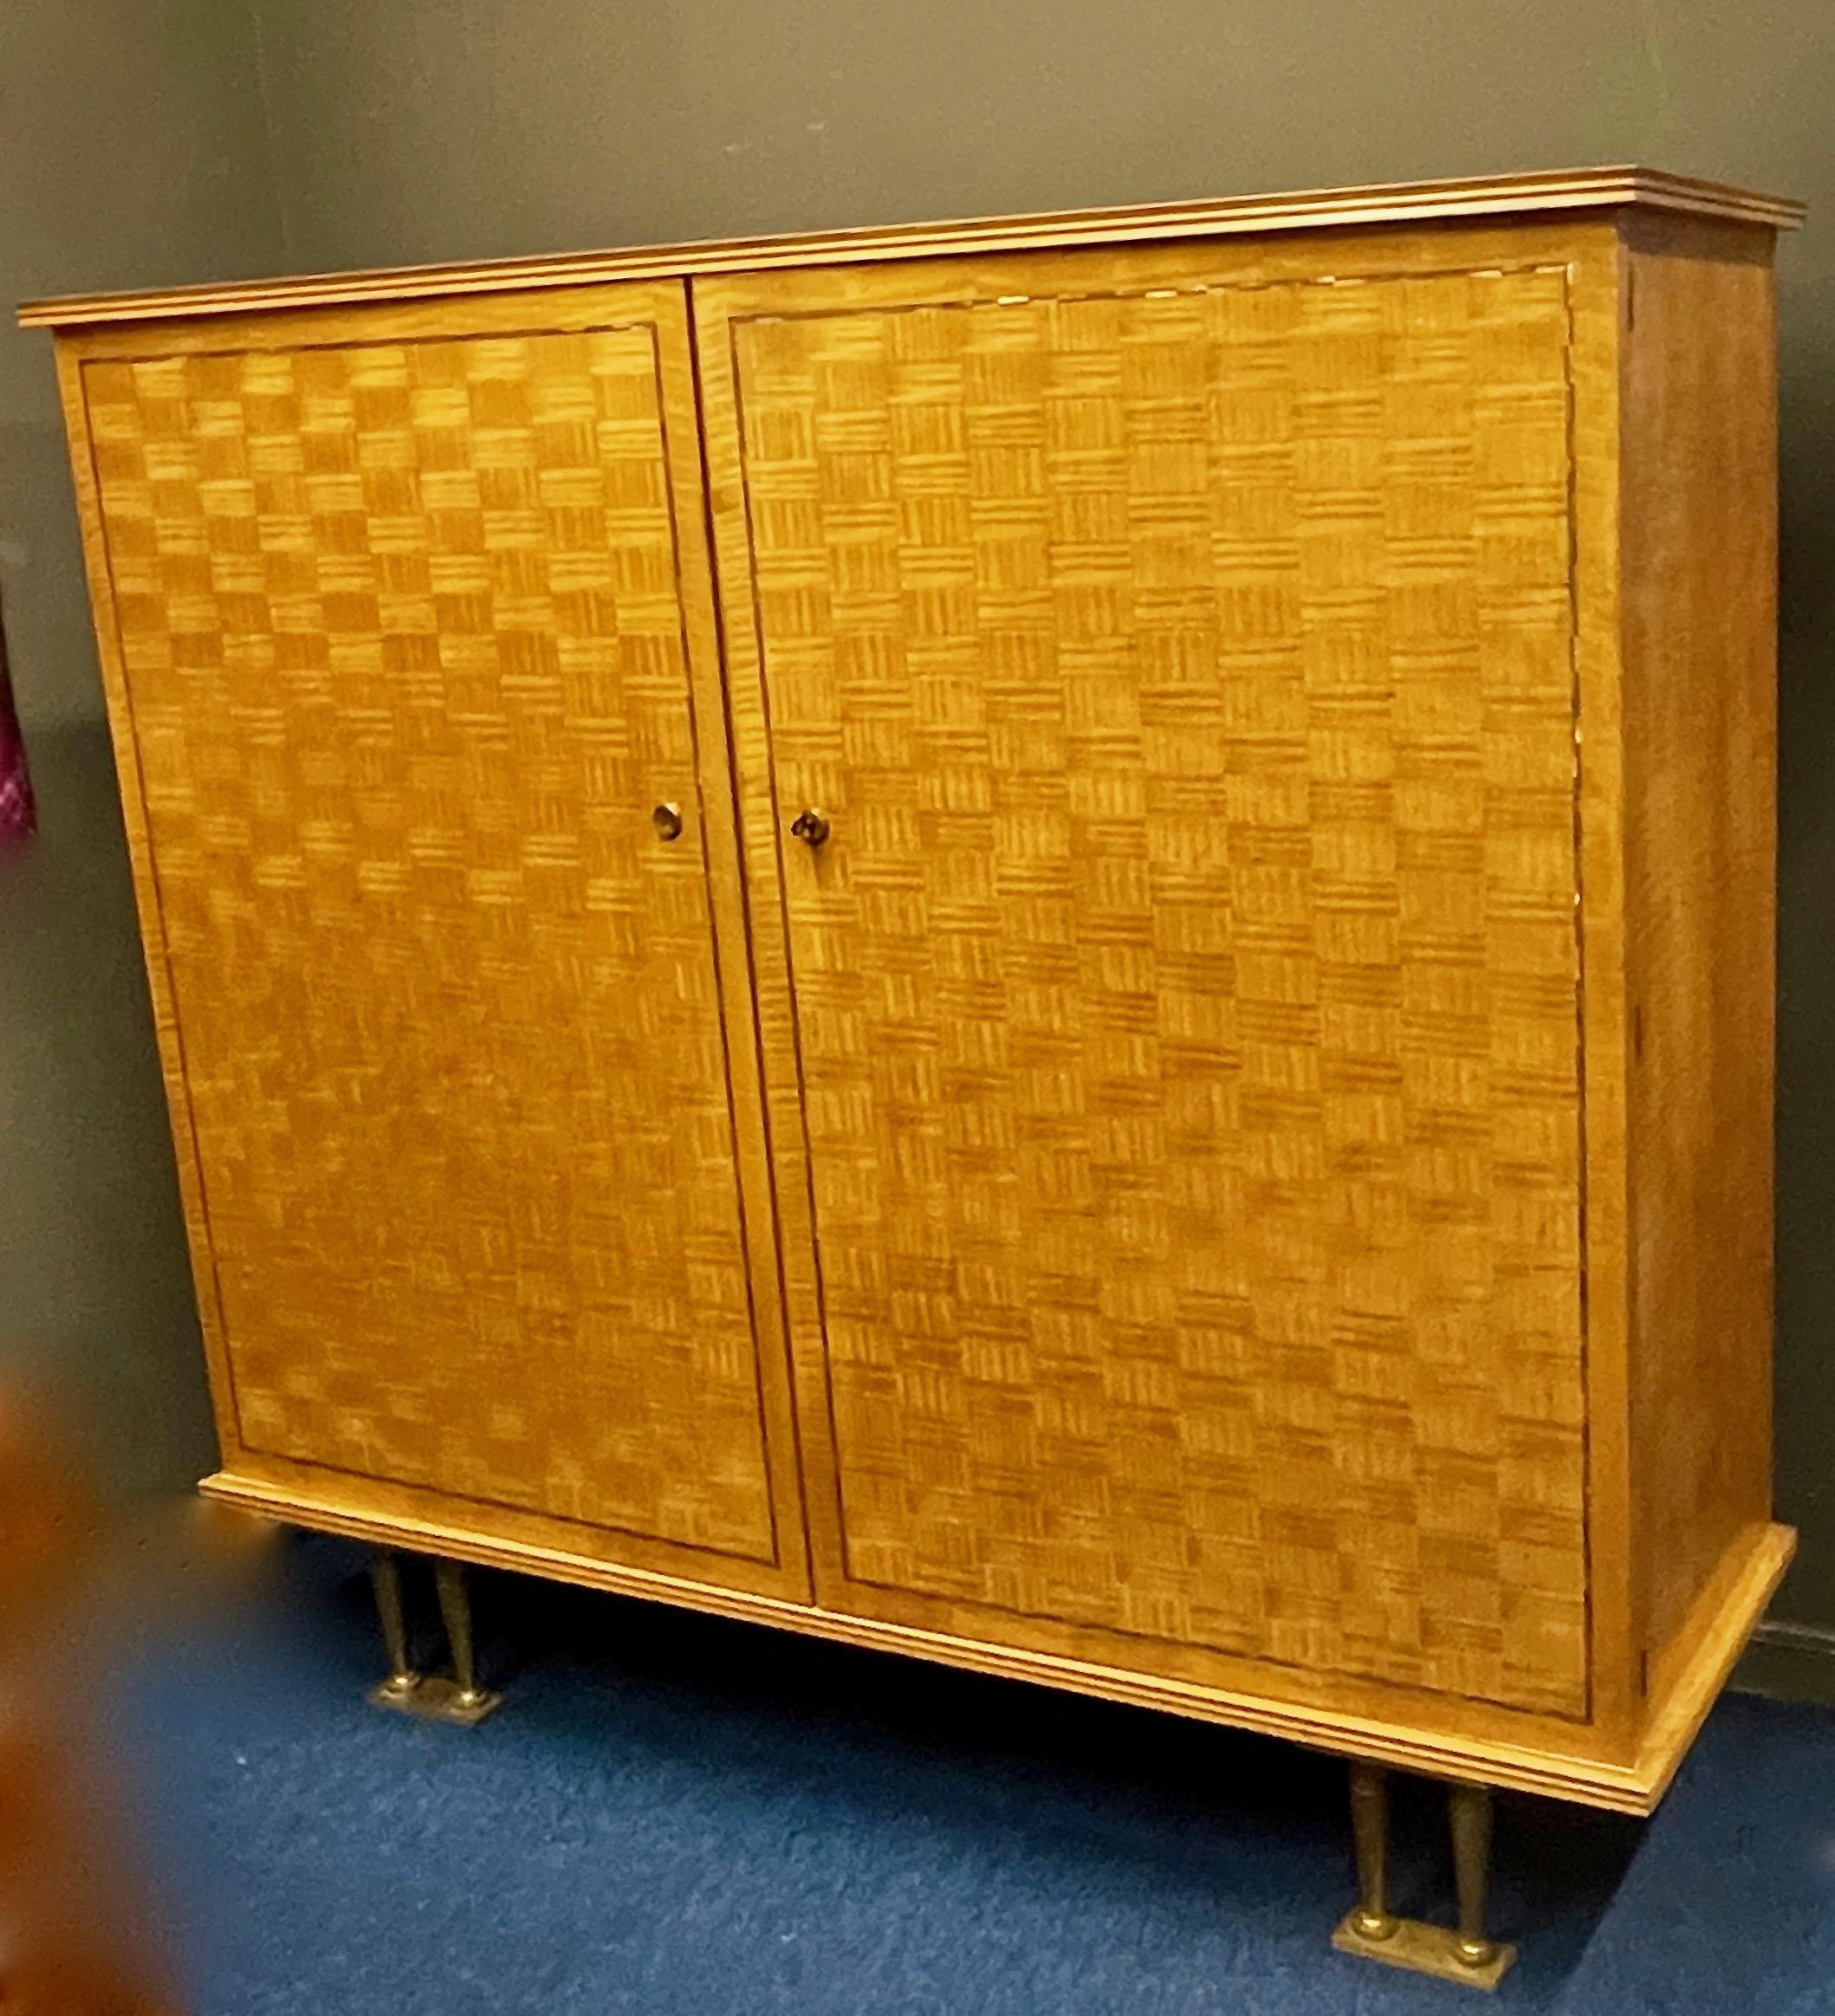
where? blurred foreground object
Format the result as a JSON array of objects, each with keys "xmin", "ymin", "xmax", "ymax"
[{"xmin": 0, "ymin": 1380, "xmax": 273, "ymax": 2015}]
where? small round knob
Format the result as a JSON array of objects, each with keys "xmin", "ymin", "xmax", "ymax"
[
  {"xmin": 652, "ymin": 803, "xmax": 684, "ymax": 842},
  {"xmin": 789, "ymin": 808, "xmax": 830, "ymax": 848}
]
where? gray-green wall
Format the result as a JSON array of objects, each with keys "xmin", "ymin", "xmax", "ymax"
[
  {"xmin": 5, "ymin": 1, "xmax": 1834, "ymax": 1667},
  {"xmin": 0, "ymin": 0, "xmax": 282, "ymax": 1491}
]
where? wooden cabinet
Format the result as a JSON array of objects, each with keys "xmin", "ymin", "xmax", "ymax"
[{"xmin": 26, "ymin": 167, "xmax": 1800, "ymax": 1815}]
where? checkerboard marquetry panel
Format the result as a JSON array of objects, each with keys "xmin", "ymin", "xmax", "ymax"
[
  {"xmin": 83, "ymin": 321, "xmax": 781, "ymax": 1562},
  {"xmin": 735, "ymin": 268, "xmax": 1588, "ymax": 1712}
]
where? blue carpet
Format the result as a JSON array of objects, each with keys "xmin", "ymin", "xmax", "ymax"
[{"xmin": 120, "ymin": 1537, "xmax": 1835, "ymax": 2015}]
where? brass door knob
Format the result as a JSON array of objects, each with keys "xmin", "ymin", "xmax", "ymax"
[
  {"xmin": 652, "ymin": 803, "xmax": 684, "ymax": 842},
  {"xmin": 789, "ymin": 808, "xmax": 830, "ymax": 848}
]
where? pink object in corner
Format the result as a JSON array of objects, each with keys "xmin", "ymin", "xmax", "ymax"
[{"xmin": 0, "ymin": 617, "xmax": 35, "ymax": 845}]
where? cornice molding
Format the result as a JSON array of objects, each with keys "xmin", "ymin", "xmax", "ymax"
[{"xmin": 19, "ymin": 166, "xmax": 1804, "ymax": 331}]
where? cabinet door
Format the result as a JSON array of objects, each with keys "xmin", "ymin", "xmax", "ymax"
[
  {"xmin": 697, "ymin": 243, "xmax": 1590, "ymax": 1712},
  {"xmin": 71, "ymin": 282, "xmax": 806, "ymax": 1598}
]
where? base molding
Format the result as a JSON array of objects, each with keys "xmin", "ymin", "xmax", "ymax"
[
  {"xmin": 1631, "ymin": 1520, "xmax": 1798, "ymax": 1805},
  {"xmin": 199, "ymin": 1469, "xmax": 1792, "ymax": 1815}
]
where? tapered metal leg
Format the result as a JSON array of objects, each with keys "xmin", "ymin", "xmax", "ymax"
[
  {"xmin": 1449, "ymin": 1783, "xmax": 1499, "ymax": 1970},
  {"xmin": 365, "ymin": 1551, "xmax": 502, "ymax": 1725},
  {"xmin": 368, "ymin": 1552, "xmax": 421, "ymax": 1702},
  {"xmin": 1348, "ymin": 1763, "xmax": 1398, "ymax": 1941},
  {"xmin": 1332, "ymin": 1764, "xmax": 1516, "ymax": 1989},
  {"xmin": 434, "ymin": 1559, "xmax": 493, "ymax": 1715}
]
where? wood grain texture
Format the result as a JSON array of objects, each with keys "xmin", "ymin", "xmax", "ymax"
[
  {"xmin": 703, "ymin": 240, "xmax": 1591, "ymax": 1717},
  {"xmin": 19, "ymin": 168, "xmax": 1801, "ymax": 330},
  {"xmin": 1618, "ymin": 216, "xmax": 1779, "ymax": 1670},
  {"xmin": 66, "ymin": 281, "xmax": 809, "ymax": 1592},
  {"xmin": 1637, "ymin": 1519, "xmax": 1794, "ymax": 1798}
]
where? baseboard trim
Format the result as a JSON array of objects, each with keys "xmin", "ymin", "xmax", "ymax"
[{"xmin": 1732, "ymin": 1617, "xmax": 1835, "ymax": 1708}]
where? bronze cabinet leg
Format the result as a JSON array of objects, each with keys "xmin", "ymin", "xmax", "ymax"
[
  {"xmin": 367, "ymin": 1552, "xmax": 421, "ymax": 1703},
  {"xmin": 365, "ymin": 1552, "xmax": 503, "ymax": 1726},
  {"xmin": 1449, "ymin": 1782, "xmax": 1500, "ymax": 1969},
  {"xmin": 1348, "ymin": 1762, "xmax": 1398, "ymax": 1941},
  {"xmin": 434, "ymin": 1559, "xmax": 498, "ymax": 1717},
  {"xmin": 1332, "ymin": 1764, "xmax": 1516, "ymax": 1989}
]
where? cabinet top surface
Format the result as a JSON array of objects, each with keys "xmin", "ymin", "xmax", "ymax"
[{"xmin": 20, "ymin": 165, "xmax": 1802, "ymax": 331}]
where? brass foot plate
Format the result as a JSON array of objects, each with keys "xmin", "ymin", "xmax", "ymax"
[
  {"xmin": 366, "ymin": 1675, "xmax": 503, "ymax": 1727},
  {"xmin": 1332, "ymin": 1912, "xmax": 1516, "ymax": 1991}
]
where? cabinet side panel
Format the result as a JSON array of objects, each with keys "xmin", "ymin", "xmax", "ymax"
[{"xmin": 1620, "ymin": 220, "xmax": 1779, "ymax": 1667}]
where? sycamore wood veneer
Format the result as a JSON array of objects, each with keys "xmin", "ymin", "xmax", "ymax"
[{"xmin": 25, "ymin": 167, "xmax": 1799, "ymax": 1813}]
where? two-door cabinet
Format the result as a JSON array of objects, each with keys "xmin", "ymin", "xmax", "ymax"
[{"xmin": 24, "ymin": 168, "xmax": 1801, "ymax": 1968}]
